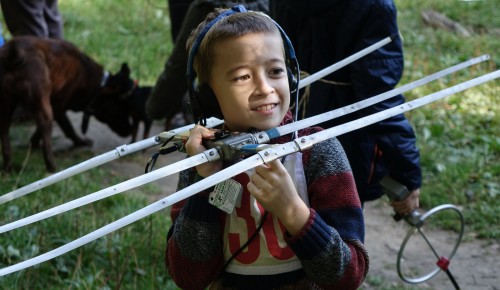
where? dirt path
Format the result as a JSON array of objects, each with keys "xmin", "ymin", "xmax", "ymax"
[
  {"xmin": 57, "ymin": 113, "xmax": 500, "ymax": 289},
  {"xmin": 363, "ymin": 201, "xmax": 499, "ymax": 290}
]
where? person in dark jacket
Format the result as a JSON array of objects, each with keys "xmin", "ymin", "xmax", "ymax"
[{"xmin": 269, "ymin": 0, "xmax": 421, "ymax": 215}]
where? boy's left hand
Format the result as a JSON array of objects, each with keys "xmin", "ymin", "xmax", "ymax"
[{"xmin": 247, "ymin": 159, "xmax": 309, "ymax": 235}]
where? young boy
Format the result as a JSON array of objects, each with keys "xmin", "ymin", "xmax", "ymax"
[{"xmin": 166, "ymin": 7, "xmax": 369, "ymax": 289}]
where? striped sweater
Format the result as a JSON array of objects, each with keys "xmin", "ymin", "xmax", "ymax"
[{"xmin": 165, "ymin": 114, "xmax": 369, "ymax": 289}]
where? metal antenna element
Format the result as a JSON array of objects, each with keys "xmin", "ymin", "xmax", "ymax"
[
  {"xmin": 0, "ymin": 55, "xmax": 490, "ymax": 235},
  {"xmin": 0, "ymin": 67, "xmax": 498, "ymax": 276},
  {"xmin": 0, "ymin": 36, "xmax": 397, "ymax": 203}
]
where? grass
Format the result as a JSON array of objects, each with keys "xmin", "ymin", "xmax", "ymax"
[
  {"xmin": 59, "ymin": 0, "xmax": 173, "ymax": 85},
  {"xmin": 0, "ymin": 1, "xmax": 177, "ymax": 289},
  {"xmin": 0, "ymin": 123, "xmax": 172, "ymax": 289},
  {"xmin": 0, "ymin": 146, "xmax": 173, "ymax": 289},
  {"xmin": 395, "ymin": 0, "xmax": 499, "ymax": 241},
  {"xmin": 0, "ymin": 0, "xmax": 499, "ymax": 289}
]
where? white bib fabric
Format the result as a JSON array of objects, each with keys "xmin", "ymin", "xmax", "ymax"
[{"xmin": 223, "ymin": 152, "xmax": 309, "ymax": 275}]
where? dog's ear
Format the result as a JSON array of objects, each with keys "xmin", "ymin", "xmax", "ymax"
[{"xmin": 120, "ymin": 63, "xmax": 130, "ymax": 77}]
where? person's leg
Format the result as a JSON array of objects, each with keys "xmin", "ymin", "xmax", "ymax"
[
  {"xmin": 43, "ymin": 0, "xmax": 63, "ymax": 38},
  {"xmin": 0, "ymin": 0, "xmax": 48, "ymax": 37},
  {"xmin": 147, "ymin": 2, "xmax": 214, "ymax": 120},
  {"xmin": 168, "ymin": 0, "xmax": 194, "ymax": 43}
]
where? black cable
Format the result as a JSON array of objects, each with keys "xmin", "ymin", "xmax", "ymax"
[
  {"xmin": 222, "ymin": 211, "xmax": 269, "ymax": 272},
  {"xmin": 144, "ymin": 135, "xmax": 178, "ymax": 173},
  {"xmin": 445, "ymin": 269, "xmax": 460, "ymax": 290},
  {"xmin": 437, "ymin": 257, "xmax": 460, "ymax": 290}
]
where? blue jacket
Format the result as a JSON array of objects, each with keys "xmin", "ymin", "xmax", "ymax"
[{"xmin": 270, "ymin": 0, "xmax": 422, "ymax": 202}]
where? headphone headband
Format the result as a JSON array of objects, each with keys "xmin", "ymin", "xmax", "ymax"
[{"xmin": 187, "ymin": 5, "xmax": 248, "ymax": 89}]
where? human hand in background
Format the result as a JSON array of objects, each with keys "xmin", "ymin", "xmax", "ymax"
[{"xmin": 391, "ymin": 188, "xmax": 420, "ymax": 216}]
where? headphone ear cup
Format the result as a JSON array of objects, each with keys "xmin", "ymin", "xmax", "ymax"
[
  {"xmin": 196, "ymin": 83, "xmax": 224, "ymax": 120},
  {"xmin": 188, "ymin": 90, "xmax": 203, "ymax": 124},
  {"xmin": 287, "ymin": 67, "xmax": 298, "ymax": 94}
]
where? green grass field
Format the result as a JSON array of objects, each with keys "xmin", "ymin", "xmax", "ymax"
[{"xmin": 0, "ymin": 0, "xmax": 498, "ymax": 289}]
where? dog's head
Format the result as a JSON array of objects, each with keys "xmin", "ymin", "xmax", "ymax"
[{"xmin": 81, "ymin": 63, "xmax": 135, "ymax": 137}]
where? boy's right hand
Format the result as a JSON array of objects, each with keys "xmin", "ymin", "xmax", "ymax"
[{"xmin": 185, "ymin": 125, "xmax": 223, "ymax": 177}]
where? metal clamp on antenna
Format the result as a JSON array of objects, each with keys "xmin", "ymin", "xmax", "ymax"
[{"xmin": 203, "ymin": 131, "xmax": 260, "ymax": 161}]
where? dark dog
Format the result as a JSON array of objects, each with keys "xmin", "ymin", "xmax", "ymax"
[
  {"xmin": 0, "ymin": 36, "xmax": 133, "ymax": 172},
  {"xmin": 101, "ymin": 63, "xmax": 154, "ymax": 143}
]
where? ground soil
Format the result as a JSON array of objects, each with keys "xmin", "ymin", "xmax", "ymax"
[{"xmin": 50, "ymin": 113, "xmax": 500, "ymax": 289}]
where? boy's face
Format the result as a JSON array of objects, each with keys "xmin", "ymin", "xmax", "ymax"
[{"xmin": 208, "ymin": 32, "xmax": 290, "ymax": 132}]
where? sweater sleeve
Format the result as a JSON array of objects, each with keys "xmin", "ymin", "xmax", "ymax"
[
  {"xmin": 284, "ymin": 136, "xmax": 369, "ymax": 289},
  {"xmin": 165, "ymin": 170, "xmax": 225, "ymax": 290}
]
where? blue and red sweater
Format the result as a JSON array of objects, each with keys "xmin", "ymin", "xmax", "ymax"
[{"xmin": 165, "ymin": 113, "xmax": 369, "ymax": 289}]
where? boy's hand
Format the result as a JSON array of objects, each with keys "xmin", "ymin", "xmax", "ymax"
[
  {"xmin": 247, "ymin": 159, "xmax": 309, "ymax": 235},
  {"xmin": 185, "ymin": 125, "xmax": 223, "ymax": 177},
  {"xmin": 391, "ymin": 189, "xmax": 420, "ymax": 216}
]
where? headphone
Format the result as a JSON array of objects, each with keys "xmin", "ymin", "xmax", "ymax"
[{"xmin": 187, "ymin": 5, "xmax": 300, "ymax": 126}]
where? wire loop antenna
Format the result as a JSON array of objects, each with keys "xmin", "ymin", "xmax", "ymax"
[{"xmin": 397, "ymin": 204, "xmax": 465, "ymax": 289}]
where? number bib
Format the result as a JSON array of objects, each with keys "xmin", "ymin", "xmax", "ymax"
[{"xmin": 223, "ymin": 152, "xmax": 308, "ymax": 275}]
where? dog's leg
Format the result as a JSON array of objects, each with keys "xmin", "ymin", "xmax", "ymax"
[
  {"xmin": 130, "ymin": 116, "xmax": 139, "ymax": 143},
  {"xmin": 138, "ymin": 119, "xmax": 152, "ymax": 153},
  {"xmin": 0, "ymin": 106, "xmax": 14, "ymax": 172},
  {"xmin": 30, "ymin": 128, "xmax": 43, "ymax": 148},
  {"xmin": 54, "ymin": 113, "xmax": 92, "ymax": 147},
  {"xmin": 35, "ymin": 100, "xmax": 57, "ymax": 172},
  {"xmin": 143, "ymin": 119, "xmax": 153, "ymax": 141},
  {"xmin": 0, "ymin": 90, "xmax": 21, "ymax": 172}
]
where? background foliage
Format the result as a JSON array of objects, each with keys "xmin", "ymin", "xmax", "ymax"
[
  {"xmin": 0, "ymin": 0, "xmax": 498, "ymax": 289},
  {"xmin": 396, "ymin": 0, "xmax": 499, "ymax": 240}
]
